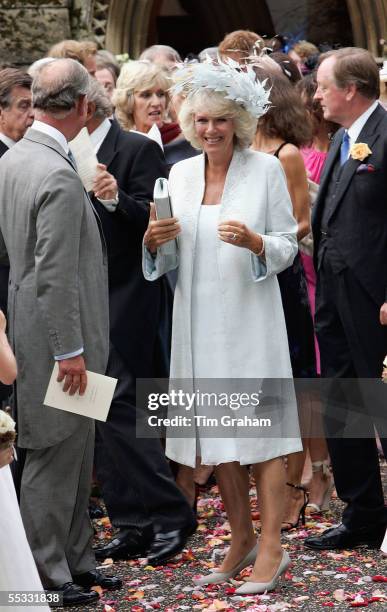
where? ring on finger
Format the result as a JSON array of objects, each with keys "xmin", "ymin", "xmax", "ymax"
[{"xmin": 232, "ymin": 233, "xmax": 237, "ymax": 241}]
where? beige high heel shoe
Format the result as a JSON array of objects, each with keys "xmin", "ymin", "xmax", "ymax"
[
  {"xmin": 193, "ymin": 543, "xmax": 258, "ymax": 586},
  {"xmin": 235, "ymin": 550, "xmax": 290, "ymax": 595},
  {"xmin": 306, "ymin": 460, "xmax": 334, "ymax": 513}
]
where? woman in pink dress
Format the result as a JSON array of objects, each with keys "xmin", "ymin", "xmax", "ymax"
[{"xmin": 297, "ymin": 74, "xmax": 339, "ymax": 512}]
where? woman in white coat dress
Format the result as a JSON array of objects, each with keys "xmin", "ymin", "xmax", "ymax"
[{"xmin": 143, "ymin": 60, "xmax": 302, "ymax": 595}]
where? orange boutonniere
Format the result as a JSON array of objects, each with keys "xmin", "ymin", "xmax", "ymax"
[{"xmin": 350, "ymin": 143, "xmax": 372, "ymax": 161}]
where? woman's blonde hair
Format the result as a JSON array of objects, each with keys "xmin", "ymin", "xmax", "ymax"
[
  {"xmin": 112, "ymin": 60, "xmax": 170, "ymax": 131},
  {"xmin": 179, "ymin": 89, "xmax": 257, "ymax": 150}
]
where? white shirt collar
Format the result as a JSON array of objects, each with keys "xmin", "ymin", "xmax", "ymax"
[
  {"xmin": 89, "ymin": 118, "xmax": 112, "ymax": 153},
  {"xmin": 347, "ymin": 100, "xmax": 379, "ymax": 146},
  {"xmin": 31, "ymin": 119, "xmax": 69, "ymax": 154},
  {"xmin": 0, "ymin": 133, "xmax": 16, "ymax": 149}
]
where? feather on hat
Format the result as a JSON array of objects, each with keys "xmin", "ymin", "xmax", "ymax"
[{"xmin": 171, "ymin": 57, "xmax": 271, "ymax": 119}]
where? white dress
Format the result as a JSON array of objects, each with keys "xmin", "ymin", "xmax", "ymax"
[
  {"xmin": 192, "ymin": 205, "xmax": 239, "ymax": 464},
  {"xmin": 0, "ymin": 465, "xmax": 49, "ymax": 612},
  {"xmin": 192, "ymin": 205, "xmax": 227, "ymax": 378}
]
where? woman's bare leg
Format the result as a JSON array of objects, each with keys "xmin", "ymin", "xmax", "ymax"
[
  {"xmin": 248, "ymin": 457, "xmax": 285, "ymax": 582},
  {"xmin": 215, "ymin": 462, "xmax": 257, "ymax": 572},
  {"xmin": 282, "ymin": 449, "xmax": 307, "ymax": 527},
  {"xmin": 307, "ymin": 437, "xmax": 332, "ymax": 508},
  {"xmin": 194, "ymin": 464, "xmax": 214, "ymax": 486},
  {"xmin": 176, "ymin": 464, "xmax": 195, "ymax": 506}
]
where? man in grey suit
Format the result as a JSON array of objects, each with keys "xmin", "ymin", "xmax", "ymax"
[{"xmin": 0, "ymin": 59, "xmax": 120, "ymax": 606}]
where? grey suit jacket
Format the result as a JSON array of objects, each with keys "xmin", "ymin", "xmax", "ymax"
[{"xmin": 0, "ymin": 128, "xmax": 109, "ymax": 448}]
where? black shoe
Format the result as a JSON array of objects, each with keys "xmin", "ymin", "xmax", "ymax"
[
  {"xmin": 73, "ymin": 569, "xmax": 122, "ymax": 590},
  {"xmin": 94, "ymin": 527, "xmax": 153, "ymax": 560},
  {"xmin": 281, "ymin": 482, "xmax": 309, "ymax": 532},
  {"xmin": 50, "ymin": 582, "xmax": 99, "ymax": 607},
  {"xmin": 147, "ymin": 520, "xmax": 197, "ymax": 566},
  {"xmin": 304, "ymin": 523, "xmax": 385, "ymax": 550}
]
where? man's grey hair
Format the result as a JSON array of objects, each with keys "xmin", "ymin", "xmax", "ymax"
[
  {"xmin": 87, "ymin": 78, "xmax": 113, "ymax": 119},
  {"xmin": 32, "ymin": 58, "xmax": 89, "ymax": 114},
  {"xmin": 28, "ymin": 57, "xmax": 55, "ymax": 79},
  {"xmin": 139, "ymin": 44, "xmax": 181, "ymax": 63}
]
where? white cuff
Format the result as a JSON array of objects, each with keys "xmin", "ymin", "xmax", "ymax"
[
  {"xmin": 98, "ymin": 194, "xmax": 119, "ymax": 212},
  {"xmin": 55, "ymin": 347, "xmax": 84, "ymax": 360}
]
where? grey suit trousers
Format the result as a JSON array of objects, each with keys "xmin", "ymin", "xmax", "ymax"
[{"xmin": 20, "ymin": 419, "xmax": 95, "ymax": 587}]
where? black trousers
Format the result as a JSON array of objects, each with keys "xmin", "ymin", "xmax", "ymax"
[
  {"xmin": 94, "ymin": 345, "xmax": 194, "ymax": 533},
  {"xmin": 315, "ymin": 255, "xmax": 387, "ymax": 530}
]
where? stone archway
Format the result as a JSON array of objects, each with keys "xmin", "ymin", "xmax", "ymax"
[
  {"xmin": 105, "ymin": 0, "xmax": 159, "ymax": 58},
  {"xmin": 104, "ymin": 0, "xmax": 275, "ymax": 58},
  {"xmin": 346, "ymin": 0, "xmax": 386, "ymax": 58},
  {"xmin": 101, "ymin": 0, "xmax": 386, "ymax": 59}
]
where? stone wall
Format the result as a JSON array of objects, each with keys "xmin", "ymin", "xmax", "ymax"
[
  {"xmin": 0, "ymin": 1, "xmax": 73, "ymax": 67},
  {"xmin": 0, "ymin": 0, "xmax": 113, "ymax": 66}
]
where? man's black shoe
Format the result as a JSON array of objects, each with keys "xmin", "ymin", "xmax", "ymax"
[
  {"xmin": 304, "ymin": 523, "xmax": 385, "ymax": 550},
  {"xmin": 147, "ymin": 520, "xmax": 197, "ymax": 566},
  {"xmin": 94, "ymin": 527, "xmax": 152, "ymax": 560},
  {"xmin": 50, "ymin": 582, "xmax": 99, "ymax": 607},
  {"xmin": 73, "ymin": 569, "xmax": 122, "ymax": 590}
]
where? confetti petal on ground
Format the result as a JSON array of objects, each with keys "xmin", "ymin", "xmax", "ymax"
[{"xmin": 53, "ymin": 466, "xmax": 387, "ymax": 612}]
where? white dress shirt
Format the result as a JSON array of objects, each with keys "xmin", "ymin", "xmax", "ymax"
[
  {"xmin": 31, "ymin": 119, "xmax": 69, "ymax": 154},
  {"xmin": 0, "ymin": 133, "xmax": 16, "ymax": 149},
  {"xmin": 88, "ymin": 118, "xmax": 118, "ymax": 211},
  {"xmin": 89, "ymin": 117, "xmax": 111, "ymax": 153},
  {"xmin": 345, "ymin": 100, "xmax": 379, "ymax": 159}
]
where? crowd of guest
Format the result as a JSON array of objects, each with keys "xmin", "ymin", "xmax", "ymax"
[{"xmin": 0, "ymin": 26, "xmax": 386, "ymax": 607}]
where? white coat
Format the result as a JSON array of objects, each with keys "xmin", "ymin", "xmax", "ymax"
[{"xmin": 144, "ymin": 147, "xmax": 303, "ymax": 466}]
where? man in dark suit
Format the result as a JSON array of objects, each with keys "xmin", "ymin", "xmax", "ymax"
[
  {"xmin": 304, "ymin": 48, "xmax": 387, "ymax": 551},
  {"xmin": 84, "ymin": 80, "xmax": 196, "ymax": 565},
  {"xmin": 0, "ymin": 68, "xmax": 33, "ymax": 158}
]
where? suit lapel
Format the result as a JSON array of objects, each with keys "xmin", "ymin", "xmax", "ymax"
[
  {"xmin": 96, "ymin": 121, "xmax": 119, "ymax": 168},
  {"xmin": 329, "ymin": 131, "xmax": 379, "ymax": 218},
  {"xmin": 312, "ymin": 131, "xmax": 341, "ymax": 227},
  {"xmin": 314, "ymin": 105, "xmax": 383, "ymax": 227},
  {"xmin": 325, "ymin": 106, "xmax": 383, "ymax": 222},
  {"xmin": 0, "ymin": 141, "xmax": 8, "ymax": 158},
  {"xmin": 320, "ymin": 131, "xmax": 342, "ymax": 189}
]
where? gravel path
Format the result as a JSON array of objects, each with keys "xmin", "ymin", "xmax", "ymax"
[{"xmin": 54, "ymin": 461, "xmax": 386, "ymax": 611}]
